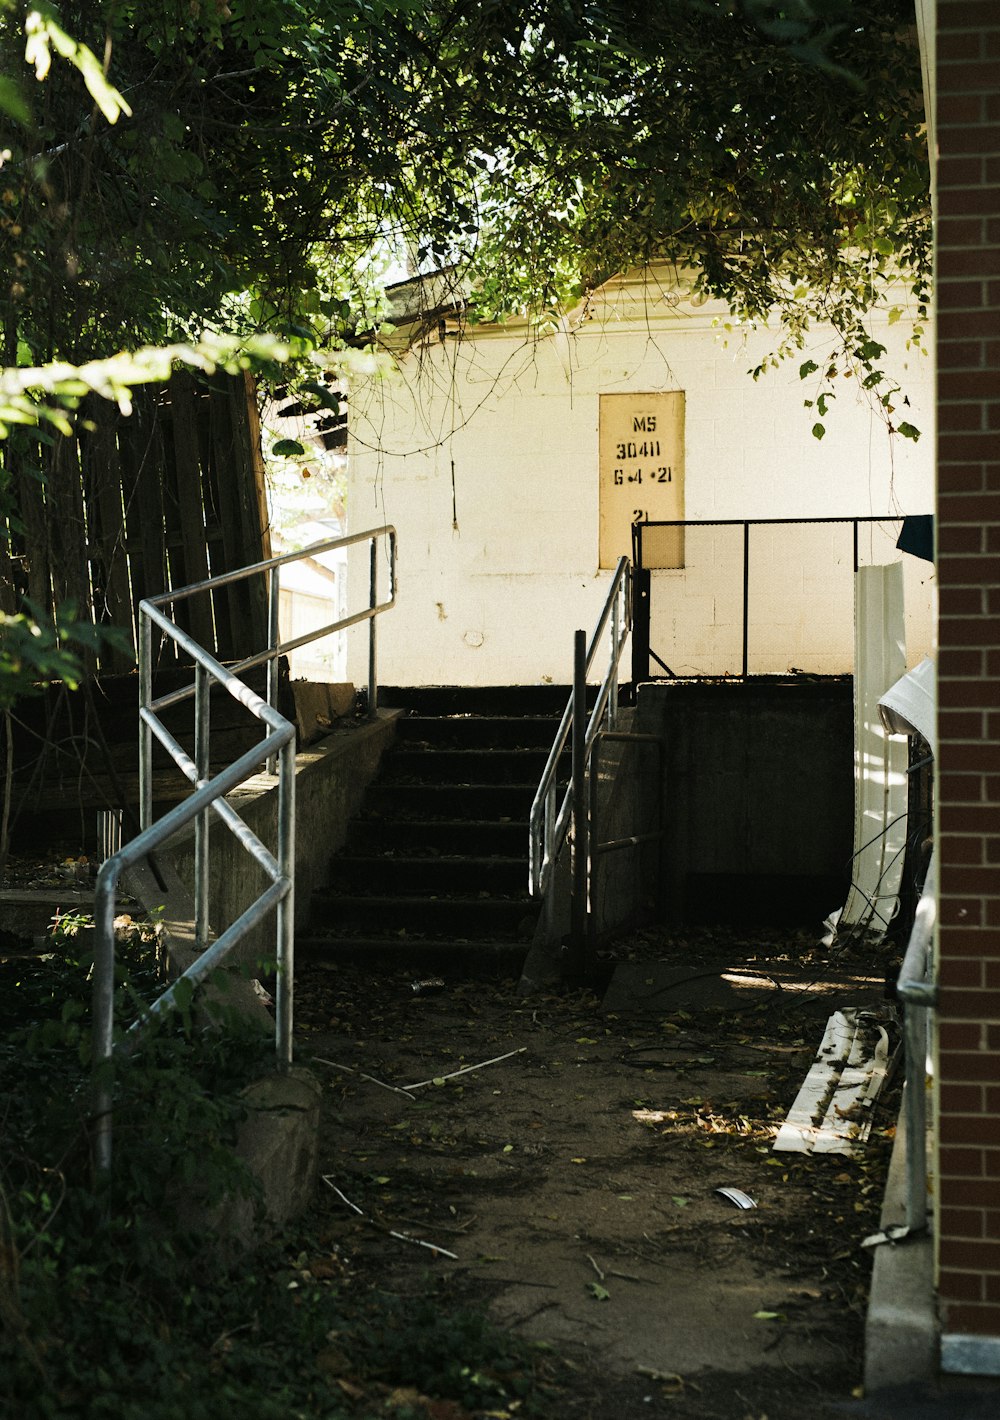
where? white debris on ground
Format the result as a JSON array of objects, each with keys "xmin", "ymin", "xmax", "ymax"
[{"xmin": 773, "ymin": 1007, "xmax": 894, "ymax": 1156}]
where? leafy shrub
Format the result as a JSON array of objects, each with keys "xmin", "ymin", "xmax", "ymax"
[{"xmin": 0, "ymin": 923, "xmax": 563, "ymax": 1418}]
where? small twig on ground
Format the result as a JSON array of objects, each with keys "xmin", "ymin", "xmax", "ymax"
[
  {"xmin": 586, "ymin": 1253, "xmax": 605, "ymax": 1281},
  {"xmin": 321, "ymin": 1176, "xmax": 458, "ymax": 1260},
  {"xmin": 313, "ymin": 1058, "xmax": 416, "ymax": 1101},
  {"xmin": 387, "ymin": 1229, "xmax": 459, "ymax": 1258},
  {"xmin": 606, "ymin": 1268, "xmax": 647, "ymax": 1283},
  {"xmin": 397, "ymin": 1214, "xmax": 477, "ymax": 1235},
  {"xmin": 638, "ymin": 1367, "xmax": 700, "ymax": 1392},
  {"xmin": 403, "ymin": 1046, "xmax": 527, "ymax": 1091},
  {"xmin": 511, "ymin": 1300, "xmax": 559, "ymax": 1327}
]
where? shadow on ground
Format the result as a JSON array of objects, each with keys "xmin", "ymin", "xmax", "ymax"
[{"xmin": 293, "ymin": 925, "xmax": 915, "ymax": 1419}]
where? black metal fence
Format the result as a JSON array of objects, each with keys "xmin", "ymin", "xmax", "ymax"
[{"xmin": 630, "ymin": 515, "xmax": 929, "ymax": 681}]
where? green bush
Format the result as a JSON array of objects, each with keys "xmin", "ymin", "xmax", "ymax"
[{"xmin": 0, "ymin": 927, "xmax": 563, "ymax": 1418}]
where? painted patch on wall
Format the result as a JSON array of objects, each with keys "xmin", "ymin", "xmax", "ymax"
[{"xmin": 599, "ymin": 391, "xmax": 685, "ymax": 570}]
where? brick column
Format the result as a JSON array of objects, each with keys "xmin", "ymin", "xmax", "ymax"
[{"xmin": 935, "ymin": 0, "xmax": 1000, "ymax": 1361}]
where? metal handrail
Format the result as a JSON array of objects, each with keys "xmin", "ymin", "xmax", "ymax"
[
  {"xmin": 528, "ymin": 557, "xmax": 632, "ymax": 908},
  {"xmin": 631, "ymin": 514, "xmax": 916, "ymax": 680},
  {"xmin": 138, "ymin": 526, "xmax": 397, "ymax": 789},
  {"xmin": 92, "ymin": 527, "xmax": 397, "ymax": 1181},
  {"xmin": 895, "ymin": 851, "xmax": 937, "ymax": 1235}
]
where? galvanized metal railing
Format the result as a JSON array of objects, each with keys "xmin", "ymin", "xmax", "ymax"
[
  {"xmin": 529, "ymin": 557, "xmax": 632, "ymax": 975},
  {"xmin": 138, "ymin": 526, "xmax": 397, "ymax": 789},
  {"xmin": 895, "ymin": 851, "xmax": 937, "ymax": 1235},
  {"xmin": 92, "ymin": 526, "xmax": 396, "ymax": 1179}
]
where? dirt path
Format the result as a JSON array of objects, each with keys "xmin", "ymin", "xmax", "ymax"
[{"xmin": 295, "ymin": 927, "xmax": 899, "ymax": 1420}]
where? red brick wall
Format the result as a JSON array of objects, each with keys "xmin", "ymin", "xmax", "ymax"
[{"xmin": 935, "ymin": 0, "xmax": 1000, "ymax": 1337}]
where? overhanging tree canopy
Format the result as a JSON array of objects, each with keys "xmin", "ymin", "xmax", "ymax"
[
  {"xmin": 1, "ymin": 0, "xmax": 928, "ymax": 392},
  {"xmin": 0, "ymin": 0, "xmax": 930, "ymax": 737}
]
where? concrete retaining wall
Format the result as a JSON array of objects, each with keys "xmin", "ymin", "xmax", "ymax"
[
  {"xmin": 636, "ymin": 678, "xmax": 855, "ymax": 926},
  {"xmin": 167, "ymin": 711, "xmax": 398, "ymax": 968}
]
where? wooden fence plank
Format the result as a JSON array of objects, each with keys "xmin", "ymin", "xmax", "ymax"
[
  {"xmin": 162, "ymin": 372, "xmax": 215, "ymax": 652},
  {"xmin": 2, "ymin": 372, "xmax": 269, "ymax": 678},
  {"xmin": 121, "ymin": 390, "xmax": 170, "ymax": 664},
  {"xmin": 18, "ymin": 453, "xmax": 50, "ymax": 610},
  {"xmin": 207, "ymin": 374, "xmax": 258, "ymax": 658},
  {"xmin": 47, "ymin": 436, "xmax": 96, "ymax": 672},
  {"xmin": 244, "ymin": 370, "xmax": 272, "ymax": 563},
  {"xmin": 0, "ymin": 448, "xmax": 19, "ymax": 614},
  {"xmin": 195, "ymin": 385, "xmax": 236, "ymax": 658},
  {"xmin": 227, "ymin": 372, "xmax": 269, "ymax": 650},
  {"xmin": 0, "ymin": 522, "xmax": 15, "ymax": 614},
  {"xmin": 82, "ymin": 399, "xmax": 136, "ymax": 670}
]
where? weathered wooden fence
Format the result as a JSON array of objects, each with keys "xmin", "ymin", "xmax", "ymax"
[
  {"xmin": 1, "ymin": 369, "xmax": 271, "ymax": 670},
  {"xmin": 0, "ymin": 370, "xmax": 276, "ymax": 847}
]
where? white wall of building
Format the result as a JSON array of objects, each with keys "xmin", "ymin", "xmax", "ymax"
[{"xmin": 346, "ymin": 271, "xmax": 935, "ymax": 687}]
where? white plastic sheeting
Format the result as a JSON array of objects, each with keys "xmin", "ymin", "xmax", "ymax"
[
  {"xmin": 878, "ymin": 654, "xmax": 936, "ymax": 752},
  {"xmin": 839, "ymin": 564, "xmax": 909, "ymax": 935}
]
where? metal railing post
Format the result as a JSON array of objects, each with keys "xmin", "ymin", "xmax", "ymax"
[
  {"xmin": 742, "ymin": 521, "xmax": 750, "ymax": 679},
  {"xmin": 588, "ymin": 734, "xmax": 601, "ymax": 972},
  {"xmin": 631, "ymin": 521, "xmax": 650, "ymax": 686},
  {"xmin": 569, "ymin": 629, "xmax": 589, "ymax": 979},
  {"xmin": 139, "ymin": 611, "xmax": 153, "ymax": 832},
  {"xmin": 632, "ymin": 568, "xmax": 650, "ymax": 685},
  {"xmin": 194, "ymin": 663, "xmax": 211, "ymax": 950},
  {"xmin": 266, "ymin": 564, "xmax": 281, "ymax": 775},
  {"xmin": 368, "ymin": 535, "xmax": 378, "ymax": 716},
  {"xmin": 610, "ymin": 584, "xmax": 621, "ymax": 727},
  {"xmin": 276, "ymin": 732, "xmax": 296, "ymax": 1071},
  {"xmin": 92, "ymin": 858, "xmax": 118, "ymax": 1184}
]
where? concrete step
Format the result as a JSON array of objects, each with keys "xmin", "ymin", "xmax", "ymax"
[
  {"xmin": 396, "ymin": 714, "xmax": 563, "ymax": 750},
  {"xmin": 326, "ymin": 853, "xmax": 526, "ymax": 895},
  {"xmin": 308, "ymin": 693, "xmax": 558, "ymax": 974},
  {"xmin": 378, "ymin": 685, "xmax": 575, "ymax": 716},
  {"xmin": 384, "ymin": 747, "xmax": 554, "ymax": 784},
  {"xmin": 363, "ymin": 781, "xmax": 537, "ymax": 820},
  {"xmin": 295, "ymin": 931, "xmax": 529, "ymax": 976},
  {"xmin": 310, "ymin": 890, "xmax": 535, "ymax": 939},
  {"xmin": 345, "ymin": 818, "xmax": 526, "ymax": 856}
]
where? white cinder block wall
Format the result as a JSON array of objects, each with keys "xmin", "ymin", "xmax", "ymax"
[{"xmin": 346, "ymin": 271, "xmax": 935, "ymax": 687}]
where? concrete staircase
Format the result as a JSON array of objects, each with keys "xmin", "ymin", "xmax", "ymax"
[{"xmin": 299, "ymin": 688, "xmax": 568, "ymax": 974}]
